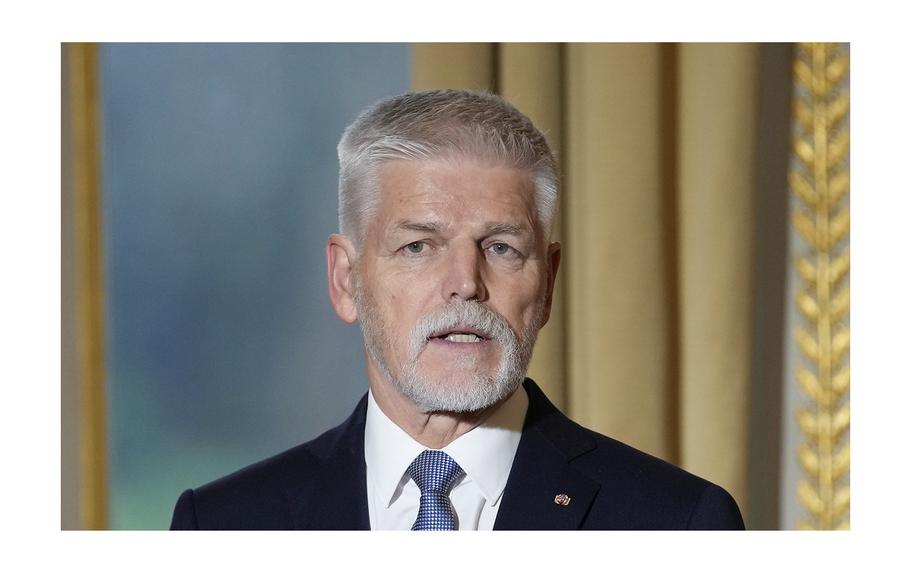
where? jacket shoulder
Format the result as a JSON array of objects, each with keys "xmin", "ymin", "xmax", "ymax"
[
  {"xmin": 522, "ymin": 379, "xmax": 744, "ymax": 529},
  {"xmin": 170, "ymin": 434, "xmax": 322, "ymax": 530},
  {"xmin": 170, "ymin": 397, "xmax": 366, "ymax": 530},
  {"xmin": 574, "ymin": 428, "xmax": 742, "ymax": 529}
]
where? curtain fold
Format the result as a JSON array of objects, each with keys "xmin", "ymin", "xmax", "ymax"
[
  {"xmin": 564, "ymin": 43, "xmax": 678, "ymax": 463},
  {"xmin": 62, "ymin": 42, "xmax": 109, "ymax": 529},
  {"xmin": 676, "ymin": 44, "xmax": 758, "ymax": 505},
  {"xmin": 413, "ymin": 42, "xmax": 761, "ymax": 518}
]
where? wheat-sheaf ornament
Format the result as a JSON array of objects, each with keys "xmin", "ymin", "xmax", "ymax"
[{"xmin": 790, "ymin": 42, "xmax": 850, "ymax": 530}]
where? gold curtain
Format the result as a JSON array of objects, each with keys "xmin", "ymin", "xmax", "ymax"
[
  {"xmin": 62, "ymin": 42, "xmax": 108, "ymax": 530},
  {"xmin": 414, "ymin": 42, "xmax": 759, "ymax": 518}
]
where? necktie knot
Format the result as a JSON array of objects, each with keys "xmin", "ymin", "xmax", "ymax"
[{"xmin": 406, "ymin": 450, "xmax": 464, "ymax": 530}]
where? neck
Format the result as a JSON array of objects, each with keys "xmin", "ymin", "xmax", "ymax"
[{"xmin": 367, "ymin": 371, "xmax": 509, "ymax": 449}]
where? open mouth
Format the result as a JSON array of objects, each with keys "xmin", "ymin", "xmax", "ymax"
[{"xmin": 429, "ymin": 328, "xmax": 491, "ymax": 344}]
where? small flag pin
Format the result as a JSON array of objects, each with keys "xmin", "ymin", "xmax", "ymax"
[{"xmin": 554, "ymin": 493, "xmax": 571, "ymax": 506}]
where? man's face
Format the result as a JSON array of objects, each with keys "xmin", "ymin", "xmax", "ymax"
[{"xmin": 351, "ymin": 158, "xmax": 558, "ymax": 412}]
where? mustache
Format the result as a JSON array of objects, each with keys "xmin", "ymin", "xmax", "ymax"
[{"xmin": 410, "ymin": 301, "xmax": 515, "ymax": 347}]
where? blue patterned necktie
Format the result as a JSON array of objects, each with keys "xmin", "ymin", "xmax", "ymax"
[{"xmin": 406, "ymin": 450, "xmax": 464, "ymax": 531}]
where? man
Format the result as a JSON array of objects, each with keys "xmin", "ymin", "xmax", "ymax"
[{"xmin": 170, "ymin": 89, "xmax": 744, "ymax": 530}]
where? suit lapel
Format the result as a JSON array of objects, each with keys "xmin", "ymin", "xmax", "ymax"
[
  {"xmin": 494, "ymin": 380, "xmax": 601, "ymax": 530},
  {"xmin": 289, "ymin": 394, "xmax": 371, "ymax": 530}
]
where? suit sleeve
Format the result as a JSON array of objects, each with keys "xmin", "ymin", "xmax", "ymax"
[
  {"xmin": 170, "ymin": 489, "xmax": 200, "ymax": 530},
  {"xmin": 686, "ymin": 484, "xmax": 745, "ymax": 530}
]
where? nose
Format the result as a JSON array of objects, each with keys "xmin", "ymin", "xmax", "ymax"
[{"xmin": 442, "ymin": 240, "xmax": 488, "ymax": 302}]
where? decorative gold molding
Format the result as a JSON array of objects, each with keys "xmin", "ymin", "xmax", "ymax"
[
  {"xmin": 790, "ymin": 42, "xmax": 850, "ymax": 530},
  {"xmin": 66, "ymin": 42, "xmax": 109, "ymax": 530}
]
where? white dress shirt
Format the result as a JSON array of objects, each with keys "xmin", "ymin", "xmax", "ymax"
[{"xmin": 364, "ymin": 384, "xmax": 528, "ymax": 530}]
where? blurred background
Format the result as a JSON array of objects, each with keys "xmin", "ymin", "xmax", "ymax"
[{"xmin": 61, "ymin": 42, "xmax": 849, "ymax": 530}]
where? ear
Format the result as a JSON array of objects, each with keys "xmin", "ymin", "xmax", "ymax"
[
  {"xmin": 540, "ymin": 241, "xmax": 562, "ymax": 326},
  {"xmin": 326, "ymin": 234, "xmax": 359, "ymax": 324}
]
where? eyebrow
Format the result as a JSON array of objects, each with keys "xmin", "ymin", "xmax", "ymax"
[
  {"xmin": 393, "ymin": 221, "xmax": 443, "ymax": 234},
  {"xmin": 485, "ymin": 222, "xmax": 528, "ymax": 236}
]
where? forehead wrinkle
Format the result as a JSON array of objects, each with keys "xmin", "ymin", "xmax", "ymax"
[{"xmin": 375, "ymin": 160, "xmax": 541, "ymax": 242}]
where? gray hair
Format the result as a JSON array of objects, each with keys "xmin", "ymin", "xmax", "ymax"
[{"xmin": 336, "ymin": 89, "xmax": 559, "ymax": 248}]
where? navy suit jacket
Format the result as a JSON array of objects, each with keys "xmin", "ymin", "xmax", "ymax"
[{"xmin": 170, "ymin": 379, "xmax": 744, "ymax": 530}]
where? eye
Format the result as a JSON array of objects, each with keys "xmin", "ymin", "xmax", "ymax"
[
  {"xmin": 488, "ymin": 242, "xmax": 514, "ymax": 255},
  {"xmin": 404, "ymin": 241, "xmax": 426, "ymax": 254}
]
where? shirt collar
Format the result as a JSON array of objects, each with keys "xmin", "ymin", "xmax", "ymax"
[
  {"xmin": 364, "ymin": 383, "xmax": 528, "ymax": 509},
  {"xmin": 364, "ymin": 389, "xmax": 427, "ymax": 509}
]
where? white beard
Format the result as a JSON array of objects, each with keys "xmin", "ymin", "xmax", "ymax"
[{"xmin": 352, "ymin": 273, "xmax": 544, "ymax": 413}]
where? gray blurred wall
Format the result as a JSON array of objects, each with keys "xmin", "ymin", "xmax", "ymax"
[{"xmin": 98, "ymin": 43, "xmax": 410, "ymax": 529}]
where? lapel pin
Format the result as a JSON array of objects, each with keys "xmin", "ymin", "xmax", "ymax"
[{"xmin": 554, "ymin": 493, "xmax": 571, "ymax": 506}]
